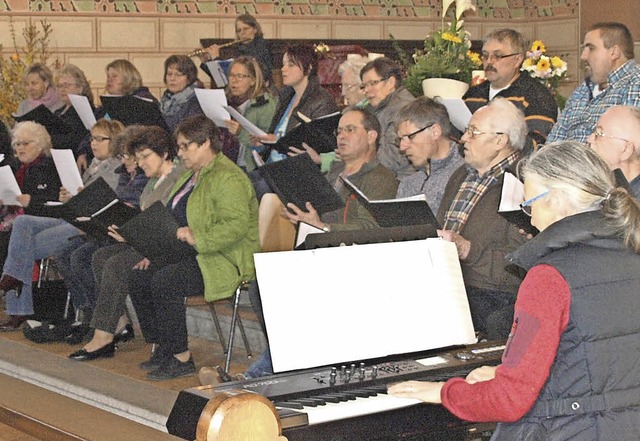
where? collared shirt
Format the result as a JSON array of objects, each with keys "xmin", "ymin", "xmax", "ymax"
[
  {"xmin": 443, "ymin": 151, "xmax": 520, "ymax": 233},
  {"xmin": 396, "ymin": 141, "xmax": 464, "ymax": 213},
  {"xmin": 547, "ymin": 60, "xmax": 640, "ymax": 143}
]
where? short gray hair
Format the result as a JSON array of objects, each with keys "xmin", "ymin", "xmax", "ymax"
[
  {"xmin": 338, "ymin": 55, "xmax": 368, "ymax": 83},
  {"xmin": 12, "ymin": 121, "xmax": 52, "ymax": 156},
  {"xmin": 396, "ymin": 96, "xmax": 451, "ymax": 138},
  {"xmin": 485, "ymin": 98, "xmax": 527, "ymax": 151}
]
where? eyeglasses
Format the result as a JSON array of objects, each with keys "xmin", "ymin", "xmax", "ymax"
[
  {"xmin": 481, "ymin": 52, "xmax": 520, "ymax": 62},
  {"xmin": 56, "ymin": 82, "xmax": 78, "ymax": 89},
  {"xmin": 520, "ymin": 190, "xmax": 549, "ymax": 216},
  {"xmin": 359, "ymin": 77, "xmax": 388, "ymax": 91},
  {"xmin": 398, "ymin": 124, "xmax": 434, "ymax": 143},
  {"xmin": 333, "ymin": 125, "xmax": 363, "ymax": 137},
  {"xmin": 90, "ymin": 135, "xmax": 111, "ymax": 142},
  {"xmin": 464, "ymin": 127, "xmax": 506, "ymax": 139},
  {"xmin": 341, "ymin": 83, "xmax": 358, "ymax": 91},
  {"xmin": 11, "ymin": 140, "xmax": 35, "ymax": 148},
  {"xmin": 135, "ymin": 151, "xmax": 154, "ymax": 162},
  {"xmin": 177, "ymin": 141, "xmax": 196, "ymax": 152},
  {"xmin": 593, "ymin": 128, "xmax": 630, "ymax": 143},
  {"xmin": 228, "ymin": 73, "xmax": 252, "ymax": 80},
  {"xmin": 166, "ymin": 71, "xmax": 186, "ymax": 79}
]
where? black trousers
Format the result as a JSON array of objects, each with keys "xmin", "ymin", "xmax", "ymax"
[{"xmin": 128, "ymin": 257, "xmax": 204, "ymax": 356}]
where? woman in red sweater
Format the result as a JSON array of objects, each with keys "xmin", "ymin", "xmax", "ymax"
[{"xmin": 389, "ymin": 141, "xmax": 640, "ymax": 440}]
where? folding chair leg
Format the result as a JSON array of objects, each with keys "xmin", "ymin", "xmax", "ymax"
[
  {"xmin": 208, "ymin": 302, "xmax": 229, "ymax": 355},
  {"xmin": 234, "ymin": 311, "xmax": 252, "ymax": 359},
  {"xmin": 63, "ymin": 291, "xmax": 72, "ymax": 320},
  {"xmin": 224, "ymin": 286, "xmax": 255, "ymax": 372}
]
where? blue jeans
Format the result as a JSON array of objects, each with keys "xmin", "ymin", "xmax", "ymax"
[
  {"xmin": 53, "ymin": 239, "xmax": 100, "ymax": 311},
  {"xmin": 2, "ymin": 215, "xmax": 81, "ymax": 315},
  {"xmin": 245, "ymin": 348, "xmax": 273, "ymax": 378}
]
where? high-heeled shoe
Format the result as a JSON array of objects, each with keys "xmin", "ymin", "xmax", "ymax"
[
  {"xmin": 113, "ymin": 324, "xmax": 135, "ymax": 343},
  {"xmin": 68, "ymin": 341, "xmax": 116, "ymax": 361},
  {"xmin": 0, "ymin": 275, "xmax": 23, "ymax": 297}
]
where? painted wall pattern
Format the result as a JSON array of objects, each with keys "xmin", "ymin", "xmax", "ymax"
[{"xmin": 0, "ymin": 0, "xmax": 578, "ymax": 18}]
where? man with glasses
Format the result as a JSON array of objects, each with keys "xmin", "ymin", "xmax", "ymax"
[
  {"xmin": 360, "ymin": 57, "xmax": 416, "ymax": 178},
  {"xmin": 548, "ymin": 22, "xmax": 640, "ymax": 144},
  {"xmin": 587, "ymin": 105, "xmax": 640, "ymax": 197},
  {"xmin": 437, "ymin": 98, "xmax": 528, "ymax": 340},
  {"xmin": 396, "ymin": 97, "xmax": 464, "ymax": 214},
  {"xmin": 464, "ymin": 29, "xmax": 557, "ymax": 151},
  {"xmin": 285, "ymin": 107, "xmax": 398, "ymax": 232}
]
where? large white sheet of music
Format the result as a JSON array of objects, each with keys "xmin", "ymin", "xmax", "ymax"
[{"xmin": 254, "ymin": 238, "xmax": 476, "ymax": 373}]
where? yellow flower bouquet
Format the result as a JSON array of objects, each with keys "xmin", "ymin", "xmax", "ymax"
[
  {"xmin": 403, "ymin": 0, "xmax": 482, "ymax": 97},
  {"xmin": 521, "ymin": 40, "xmax": 568, "ymax": 109}
]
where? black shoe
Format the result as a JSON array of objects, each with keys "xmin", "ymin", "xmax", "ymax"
[
  {"xmin": 139, "ymin": 347, "xmax": 170, "ymax": 371},
  {"xmin": 113, "ymin": 324, "xmax": 135, "ymax": 343},
  {"xmin": 68, "ymin": 342, "xmax": 116, "ymax": 361},
  {"xmin": 146, "ymin": 356, "xmax": 196, "ymax": 381}
]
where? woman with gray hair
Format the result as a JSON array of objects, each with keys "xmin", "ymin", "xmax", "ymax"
[
  {"xmin": 390, "ymin": 141, "xmax": 640, "ymax": 440},
  {"xmin": 338, "ymin": 55, "xmax": 367, "ymax": 106},
  {"xmin": 17, "ymin": 63, "xmax": 64, "ymax": 115},
  {"xmin": 0, "ymin": 121, "xmax": 61, "ymax": 290}
]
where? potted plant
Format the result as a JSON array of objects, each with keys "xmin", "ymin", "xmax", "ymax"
[
  {"xmin": 403, "ymin": 0, "xmax": 481, "ymax": 98},
  {"xmin": 521, "ymin": 39, "xmax": 569, "ymax": 110}
]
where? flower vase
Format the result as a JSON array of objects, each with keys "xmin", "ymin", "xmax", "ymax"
[{"xmin": 421, "ymin": 78, "xmax": 470, "ymax": 99}]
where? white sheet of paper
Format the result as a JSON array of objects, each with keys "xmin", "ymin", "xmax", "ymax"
[
  {"xmin": 224, "ymin": 106, "xmax": 267, "ymax": 136},
  {"xmin": 204, "ymin": 60, "xmax": 229, "ymax": 88},
  {"xmin": 254, "ymin": 238, "xmax": 476, "ymax": 373},
  {"xmin": 295, "ymin": 221, "xmax": 324, "ymax": 248},
  {"xmin": 438, "ymin": 98, "xmax": 473, "ymax": 132},
  {"xmin": 0, "ymin": 166, "xmax": 22, "ymax": 206},
  {"xmin": 499, "ymin": 172, "xmax": 525, "ymax": 212},
  {"xmin": 51, "ymin": 149, "xmax": 83, "ymax": 196},
  {"xmin": 68, "ymin": 94, "xmax": 97, "ymax": 130},
  {"xmin": 195, "ymin": 88, "xmax": 229, "ymax": 127}
]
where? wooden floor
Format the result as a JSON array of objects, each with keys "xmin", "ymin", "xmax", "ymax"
[
  {"xmin": 0, "ymin": 297, "xmax": 257, "ymax": 440},
  {"xmin": 0, "ymin": 422, "xmax": 39, "ymax": 441}
]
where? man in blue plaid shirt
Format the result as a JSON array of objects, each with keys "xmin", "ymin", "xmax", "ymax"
[{"xmin": 547, "ymin": 22, "xmax": 640, "ymax": 144}]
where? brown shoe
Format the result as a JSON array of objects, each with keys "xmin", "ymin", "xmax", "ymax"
[{"xmin": 0, "ymin": 315, "xmax": 32, "ymax": 332}]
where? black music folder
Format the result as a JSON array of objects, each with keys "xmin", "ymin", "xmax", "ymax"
[
  {"xmin": 63, "ymin": 177, "xmax": 139, "ymax": 240},
  {"xmin": 341, "ymin": 176, "xmax": 441, "ymax": 228},
  {"xmin": 13, "ymin": 104, "xmax": 71, "ymax": 135},
  {"xmin": 117, "ymin": 201, "xmax": 197, "ymax": 267},
  {"xmin": 100, "ymin": 95, "xmax": 169, "ymax": 131},
  {"xmin": 268, "ymin": 111, "xmax": 340, "ymax": 154},
  {"xmin": 260, "ymin": 153, "xmax": 344, "ymax": 215}
]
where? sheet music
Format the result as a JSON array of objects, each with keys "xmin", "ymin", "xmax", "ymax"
[
  {"xmin": 438, "ymin": 98, "xmax": 472, "ymax": 132},
  {"xmin": 499, "ymin": 172, "xmax": 525, "ymax": 212},
  {"xmin": 204, "ymin": 59, "xmax": 232, "ymax": 88},
  {"xmin": 0, "ymin": 166, "xmax": 22, "ymax": 206},
  {"xmin": 254, "ymin": 238, "xmax": 476, "ymax": 373},
  {"xmin": 224, "ymin": 106, "xmax": 267, "ymax": 136},
  {"xmin": 68, "ymin": 94, "xmax": 96, "ymax": 130},
  {"xmin": 194, "ymin": 88, "xmax": 230, "ymax": 127},
  {"xmin": 295, "ymin": 221, "xmax": 324, "ymax": 248},
  {"xmin": 51, "ymin": 149, "xmax": 83, "ymax": 196}
]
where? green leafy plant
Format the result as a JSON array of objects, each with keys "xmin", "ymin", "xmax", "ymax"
[{"xmin": 402, "ymin": 0, "xmax": 481, "ymax": 97}]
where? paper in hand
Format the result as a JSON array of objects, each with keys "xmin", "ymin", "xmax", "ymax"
[
  {"xmin": 0, "ymin": 166, "xmax": 22, "ymax": 206},
  {"xmin": 68, "ymin": 94, "xmax": 97, "ymax": 130},
  {"xmin": 51, "ymin": 149, "xmax": 83, "ymax": 196},
  {"xmin": 194, "ymin": 88, "xmax": 229, "ymax": 127}
]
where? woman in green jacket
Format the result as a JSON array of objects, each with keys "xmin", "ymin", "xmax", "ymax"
[{"xmin": 129, "ymin": 115, "xmax": 260, "ymax": 381}]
